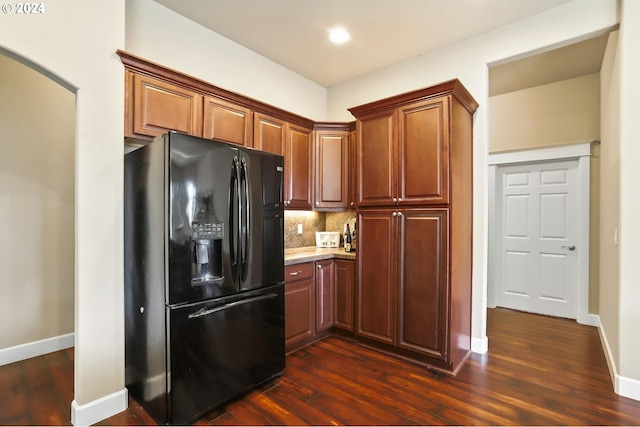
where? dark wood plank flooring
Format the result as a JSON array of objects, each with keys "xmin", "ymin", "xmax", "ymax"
[{"xmin": 2, "ymin": 308, "xmax": 640, "ymax": 425}]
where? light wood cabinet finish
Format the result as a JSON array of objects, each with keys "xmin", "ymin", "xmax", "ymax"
[
  {"xmin": 118, "ymin": 50, "xmax": 314, "ymax": 147},
  {"xmin": 128, "ymin": 71, "xmax": 203, "ymax": 139},
  {"xmin": 203, "ymin": 96, "xmax": 252, "ymax": 146},
  {"xmin": 253, "ymin": 112, "xmax": 286, "ymax": 155}
]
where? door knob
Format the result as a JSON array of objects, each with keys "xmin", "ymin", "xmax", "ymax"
[{"xmin": 561, "ymin": 245, "xmax": 576, "ymax": 251}]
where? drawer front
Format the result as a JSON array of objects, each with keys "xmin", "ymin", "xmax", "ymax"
[{"xmin": 285, "ymin": 262, "xmax": 315, "ymax": 282}]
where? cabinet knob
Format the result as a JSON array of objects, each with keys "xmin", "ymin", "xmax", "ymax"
[
  {"xmin": 393, "ymin": 198, "xmax": 398, "ymax": 203},
  {"xmin": 316, "ymin": 201, "xmax": 320, "ymax": 206},
  {"xmin": 397, "ymin": 198, "xmax": 402, "ymax": 203},
  {"xmin": 397, "ymin": 211, "xmax": 403, "ymax": 216},
  {"xmin": 350, "ymin": 202, "xmax": 355, "ymax": 206},
  {"xmin": 392, "ymin": 212, "xmax": 397, "ymax": 217},
  {"xmin": 317, "ymin": 265, "xmax": 322, "ymax": 269}
]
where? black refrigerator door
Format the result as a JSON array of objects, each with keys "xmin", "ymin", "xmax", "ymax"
[
  {"xmin": 168, "ymin": 133, "xmax": 242, "ymax": 304},
  {"xmin": 167, "ymin": 283, "xmax": 285, "ymax": 425},
  {"xmin": 238, "ymin": 148, "xmax": 284, "ymax": 291}
]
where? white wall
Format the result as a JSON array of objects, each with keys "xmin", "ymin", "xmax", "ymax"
[
  {"xmin": 125, "ymin": 0, "xmax": 328, "ymax": 122},
  {"xmin": 617, "ymin": 0, "xmax": 640, "ymax": 396},
  {"xmin": 0, "ymin": 1, "xmax": 126, "ymax": 424},
  {"xmin": 0, "ymin": 55, "xmax": 75, "ymax": 348},
  {"xmin": 327, "ymin": 0, "xmax": 618, "ymax": 355},
  {"xmin": 600, "ymin": 29, "xmax": 621, "ymax": 386}
]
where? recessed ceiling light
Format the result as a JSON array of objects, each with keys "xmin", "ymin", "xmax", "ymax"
[{"xmin": 329, "ymin": 27, "xmax": 350, "ymax": 44}]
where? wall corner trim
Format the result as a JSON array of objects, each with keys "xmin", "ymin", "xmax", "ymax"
[
  {"xmin": 472, "ymin": 336, "xmax": 489, "ymax": 354},
  {"xmin": 71, "ymin": 388, "xmax": 128, "ymax": 426},
  {"xmin": 0, "ymin": 333, "xmax": 74, "ymax": 367}
]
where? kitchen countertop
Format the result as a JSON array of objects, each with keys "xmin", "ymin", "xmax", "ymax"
[{"xmin": 284, "ymin": 246, "xmax": 356, "ymax": 265}]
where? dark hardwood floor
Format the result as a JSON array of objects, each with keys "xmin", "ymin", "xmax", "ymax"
[{"xmin": 2, "ymin": 308, "xmax": 640, "ymax": 425}]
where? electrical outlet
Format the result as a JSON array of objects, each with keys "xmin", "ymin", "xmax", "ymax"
[{"xmin": 297, "ymin": 224, "xmax": 303, "ymax": 235}]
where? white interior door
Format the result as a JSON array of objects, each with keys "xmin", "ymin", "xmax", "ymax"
[{"xmin": 495, "ymin": 160, "xmax": 579, "ymax": 319}]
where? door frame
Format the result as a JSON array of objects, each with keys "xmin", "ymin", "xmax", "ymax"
[{"xmin": 488, "ymin": 141, "xmax": 598, "ymax": 326}]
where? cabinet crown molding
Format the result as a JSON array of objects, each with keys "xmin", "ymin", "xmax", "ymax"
[
  {"xmin": 348, "ymin": 79, "xmax": 479, "ymax": 117},
  {"xmin": 116, "ymin": 49, "xmax": 315, "ymax": 129}
]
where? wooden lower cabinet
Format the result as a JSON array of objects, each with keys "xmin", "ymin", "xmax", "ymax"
[
  {"xmin": 315, "ymin": 260, "xmax": 335, "ymax": 332},
  {"xmin": 357, "ymin": 208, "xmax": 461, "ymax": 372},
  {"xmin": 284, "ymin": 258, "xmax": 355, "ymax": 353},
  {"xmin": 284, "ymin": 263, "xmax": 315, "ymax": 352},
  {"xmin": 334, "ymin": 259, "xmax": 355, "ymax": 331}
]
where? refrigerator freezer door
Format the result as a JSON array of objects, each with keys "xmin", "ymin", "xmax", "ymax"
[{"xmin": 167, "ymin": 283, "xmax": 285, "ymax": 425}]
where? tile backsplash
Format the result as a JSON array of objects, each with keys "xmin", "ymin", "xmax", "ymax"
[{"xmin": 284, "ymin": 210, "xmax": 356, "ymax": 249}]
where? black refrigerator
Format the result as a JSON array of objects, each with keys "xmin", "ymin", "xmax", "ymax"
[{"xmin": 124, "ymin": 132, "xmax": 285, "ymax": 425}]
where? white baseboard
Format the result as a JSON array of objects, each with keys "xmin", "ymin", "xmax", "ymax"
[
  {"xmin": 0, "ymin": 333, "xmax": 74, "ymax": 366},
  {"xmin": 71, "ymin": 388, "xmax": 128, "ymax": 426},
  {"xmin": 472, "ymin": 335, "xmax": 488, "ymax": 354},
  {"xmin": 597, "ymin": 316, "xmax": 640, "ymax": 402},
  {"xmin": 578, "ymin": 313, "xmax": 600, "ymax": 327}
]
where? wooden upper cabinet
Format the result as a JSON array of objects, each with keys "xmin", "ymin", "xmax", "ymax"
[
  {"xmin": 356, "ymin": 109, "xmax": 396, "ymax": 207},
  {"xmin": 398, "ymin": 97, "xmax": 450, "ymax": 205},
  {"xmin": 350, "ymin": 79, "xmax": 479, "ymax": 209},
  {"xmin": 314, "ymin": 130, "xmax": 349, "ymax": 210},
  {"xmin": 349, "ymin": 129, "xmax": 357, "ymax": 210},
  {"xmin": 203, "ymin": 96, "xmax": 252, "ymax": 146},
  {"xmin": 284, "ymin": 124, "xmax": 313, "ymax": 209},
  {"xmin": 127, "ymin": 71, "xmax": 203, "ymax": 139},
  {"xmin": 253, "ymin": 112, "xmax": 286, "ymax": 155}
]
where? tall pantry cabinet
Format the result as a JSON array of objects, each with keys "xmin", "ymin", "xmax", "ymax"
[{"xmin": 348, "ymin": 79, "xmax": 478, "ymax": 374}]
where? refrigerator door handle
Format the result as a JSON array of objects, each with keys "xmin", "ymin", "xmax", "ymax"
[
  {"xmin": 187, "ymin": 293, "xmax": 278, "ymax": 319},
  {"xmin": 229, "ymin": 157, "xmax": 240, "ymax": 271},
  {"xmin": 240, "ymin": 158, "xmax": 250, "ymax": 283}
]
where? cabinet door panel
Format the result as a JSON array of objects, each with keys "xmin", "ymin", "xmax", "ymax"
[
  {"xmin": 357, "ymin": 210, "xmax": 397, "ymax": 344},
  {"xmin": 132, "ymin": 73, "xmax": 202, "ymax": 138},
  {"xmin": 397, "ymin": 97, "xmax": 450, "ymax": 205},
  {"xmin": 285, "ymin": 124, "xmax": 313, "ymax": 209},
  {"xmin": 349, "ymin": 130, "xmax": 357, "ymax": 210},
  {"xmin": 315, "ymin": 260, "xmax": 335, "ymax": 332},
  {"xmin": 334, "ymin": 259, "xmax": 355, "ymax": 331},
  {"xmin": 203, "ymin": 96, "xmax": 252, "ymax": 146},
  {"xmin": 314, "ymin": 131, "xmax": 349, "ymax": 210},
  {"xmin": 253, "ymin": 113, "xmax": 285, "ymax": 155},
  {"xmin": 397, "ymin": 209, "xmax": 449, "ymax": 359},
  {"xmin": 357, "ymin": 110, "xmax": 396, "ymax": 207},
  {"xmin": 284, "ymin": 263, "xmax": 316, "ymax": 351}
]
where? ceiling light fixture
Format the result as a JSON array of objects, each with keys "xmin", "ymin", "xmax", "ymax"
[{"xmin": 329, "ymin": 27, "xmax": 350, "ymax": 44}]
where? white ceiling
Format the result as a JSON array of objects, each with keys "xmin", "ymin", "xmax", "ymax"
[{"xmin": 152, "ymin": 0, "xmax": 609, "ymax": 91}]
